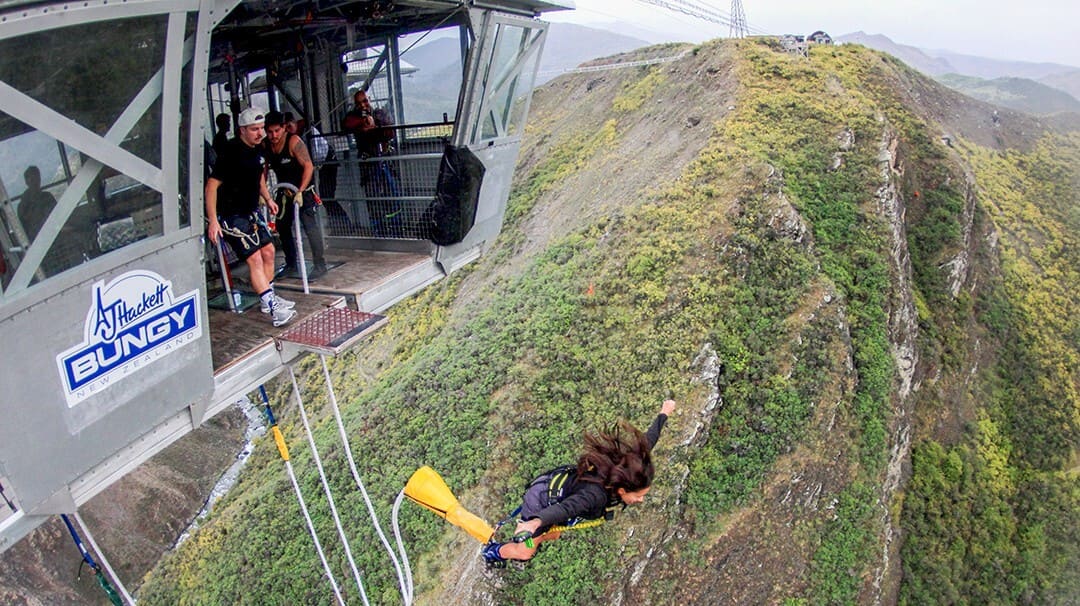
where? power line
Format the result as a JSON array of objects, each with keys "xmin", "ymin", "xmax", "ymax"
[
  {"xmin": 634, "ymin": 0, "xmax": 733, "ymax": 29},
  {"xmin": 631, "ymin": 0, "xmax": 768, "ymax": 37}
]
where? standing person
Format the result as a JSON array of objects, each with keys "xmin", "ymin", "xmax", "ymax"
[
  {"xmin": 263, "ymin": 110, "xmax": 328, "ymax": 280},
  {"xmin": 342, "ymin": 90, "xmax": 394, "ymax": 162},
  {"xmin": 212, "ymin": 113, "xmax": 231, "ymax": 159},
  {"xmin": 18, "ymin": 165, "xmax": 57, "ymax": 241},
  {"xmin": 283, "ymin": 112, "xmax": 299, "ymax": 136},
  {"xmin": 297, "ymin": 116, "xmax": 339, "ymax": 200},
  {"xmin": 294, "ymin": 115, "xmax": 342, "ymax": 222},
  {"xmin": 205, "ymin": 107, "xmax": 296, "ymax": 327},
  {"xmin": 342, "ymin": 89, "xmax": 397, "ymax": 233},
  {"xmin": 481, "ymin": 399, "xmax": 677, "ymax": 565}
]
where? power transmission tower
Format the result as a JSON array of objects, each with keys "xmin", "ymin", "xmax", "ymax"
[{"xmin": 729, "ymin": 0, "xmax": 749, "ymax": 38}]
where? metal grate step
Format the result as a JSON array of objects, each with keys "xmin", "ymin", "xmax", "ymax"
[{"xmin": 276, "ymin": 308, "xmax": 387, "ymax": 356}]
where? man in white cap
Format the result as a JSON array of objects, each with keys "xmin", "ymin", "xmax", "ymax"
[{"xmin": 205, "ymin": 107, "xmax": 296, "ymax": 326}]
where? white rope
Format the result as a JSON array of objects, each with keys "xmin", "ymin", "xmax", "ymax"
[
  {"xmin": 72, "ymin": 512, "xmax": 137, "ymax": 605},
  {"xmin": 319, "ymin": 355, "xmax": 411, "ymax": 605},
  {"xmin": 293, "ymin": 198, "xmax": 309, "ymax": 294},
  {"xmin": 391, "ymin": 491, "xmax": 416, "ymax": 605},
  {"xmin": 219, "ymin": 214, "xmax": 265, "ymax": 249},
  {"xmin": 213, "ymin": 237, "xmax": 240, "ymax": 312},
  {"xmin": 288, "ymin": 366, "xmax": 371, "ymax": 606},
  {"xmin": 282, "ymin": 457, "xmax": 346, "ymax": 606}
]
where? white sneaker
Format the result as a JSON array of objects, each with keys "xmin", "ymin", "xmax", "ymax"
[
  {"xmin": 271, "ymin": 306, "xmax": 297, "ymax": 327},
  {"xmin": 261, "ymin": 294, "xmax": 296, "ymax": 314}
]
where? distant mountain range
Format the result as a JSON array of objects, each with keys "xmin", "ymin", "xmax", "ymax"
[
  {"xmin": 837, "ymin": 32, "xmax": 1080, "ymax": 115},
  {"xmin": 534, "ymin": 23, "xmax": 651, "ymax": 84},
  {"xmin": 936, "ymin": 74, "xmax": 1080, "ymax": 116}
]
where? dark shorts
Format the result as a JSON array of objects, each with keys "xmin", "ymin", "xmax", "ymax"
[{"xmin": 219, "ymin": 212, "xmax": 272, "ymax": 261}]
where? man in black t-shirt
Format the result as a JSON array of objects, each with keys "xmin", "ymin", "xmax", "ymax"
[
  {"xmin": 205, "ymin": 107, "xmax": 295, "ymax": 326},
  {"xmin": 263, "ymin": 110, "xmax": 326, "ymax": 280}
]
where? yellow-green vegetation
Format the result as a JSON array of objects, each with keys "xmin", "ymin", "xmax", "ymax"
[
  {"xmin": 504, "ymin": 118, "xmax": 618, "ymax": 227},
  {"xmin": 611, "ymin": 65, "xmax": 667, "ymax": 113},
  {"xmin": 719, "ymin": 40, "xmax": 912, "ymax": 603},
  {"xmin": 899, "ymin": 133, "xmax": 1080, "ymax": 604},
  {"xmin": 138, "ymin": 39, "xmax": 1077, "ymax": 605}
]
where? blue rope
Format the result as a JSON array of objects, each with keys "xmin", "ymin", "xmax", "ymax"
[
  {"xmin": 60, "ymin": 514, "xmax": 123, "ymax": 606},
  {"xmin": 258, "ymin": 385, "xmax": 277, "ymax": 425}
]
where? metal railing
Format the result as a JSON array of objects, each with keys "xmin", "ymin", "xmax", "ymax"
[{"xmin": 314, "ymin": 122, "xmax": 453, "ymax": 240}]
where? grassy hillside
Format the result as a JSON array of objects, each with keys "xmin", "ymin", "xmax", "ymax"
[{"xmin": 138, "ymin": 39, "xmax": 1078, "ymax": 605}]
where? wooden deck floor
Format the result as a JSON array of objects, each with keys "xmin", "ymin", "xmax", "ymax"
[
  {"xmin": 208, "ymin": 246, "xmax": 437, "ymax": 374},
  {"xmin": 208, "ymin": 292, "xmax": 346, "ymax": 373},
  {"xmin": 272, "ymin": 249, "xmax": 433, "ymax": 299}
]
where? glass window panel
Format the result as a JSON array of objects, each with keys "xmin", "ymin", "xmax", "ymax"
[
  {"xmin": 399, "ymin": 26, "xmax": 466, "ymax": 124},
  {"xmin": 473, "ymin": 24, "xmax": 542, "ymax": 142},
  {"xmin": 179, "ymin": 13, "xmax": 196, "ymax": 228},
  {"xmin": 0, "ymin": 128, "xmax": 161, "ymax": 295},
  {"xmin": 121, "ymin": 98, "xmax": 162, "ymax": 166},
  {"xmin": 0, "ymin": 15, "xmax": 168, "ymax": 138},
  {"xmin": 481, "ymin": 111, "xmax": 499, "ymax": 141},
  {"xmin": 0, "ymin": 125, "xmax": 102, "ymax": 289},
  {"xmin": 505, "ymin": 32, "xmax": 542, "ymax": 136}
]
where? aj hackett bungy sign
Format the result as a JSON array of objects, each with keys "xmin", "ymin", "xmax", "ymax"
[{"xmin": 56, "ymin": 270, "xmax": 202, "ymax": 406}]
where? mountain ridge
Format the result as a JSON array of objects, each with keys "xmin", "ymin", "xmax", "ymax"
[{"xmin": 837, "ymin": 31, "xmax": 1080, "ymax": 114}]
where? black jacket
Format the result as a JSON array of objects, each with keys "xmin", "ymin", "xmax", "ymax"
[{"xmin": 531, "ymin": 413, "xmax": 667, "ymax": 528}]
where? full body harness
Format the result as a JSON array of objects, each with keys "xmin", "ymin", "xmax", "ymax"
[{"xmin": 490, "ymin": 465, "xmax": 624, "ymax": 556}]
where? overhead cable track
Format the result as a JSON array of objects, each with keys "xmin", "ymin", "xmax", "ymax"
[
  {"xmin": 634, "ymin": 0, "xmax": 769, "ymax": 36},
  {"xmin": 536, "ymin": 49, "xmax": 690, "ymax": 78}
]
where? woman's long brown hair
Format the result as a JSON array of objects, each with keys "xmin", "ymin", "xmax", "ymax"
[{"xmin": 576, "ymin": 421, "xmax": 654, "ymax": 493}]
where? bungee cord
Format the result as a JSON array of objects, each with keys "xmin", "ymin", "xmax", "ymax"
[
  {"xmin": 257, "ymin": 386, "xmax": 346, "ymax": 606},
  {"xmin": 317, "ymin": 355, "xmax": 412, "ymax": 605},
  {"xmin": 60, "ymin": 513, "xmax": 127, "ymax": 606},
  {"xmin": 390, "ymin": 490, "xmax": 416, "ymax": 604},
  {"xmin": 286, "ymin": 368, "xmax": 371, "ymax": 606}
]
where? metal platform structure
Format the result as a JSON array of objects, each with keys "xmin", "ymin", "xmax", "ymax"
[{"xmin": 0, "ymin": 0, "xmax": 570, "ymax": 554}]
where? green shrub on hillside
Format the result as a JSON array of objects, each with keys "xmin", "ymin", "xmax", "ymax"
[{"xmin": 901, "ymin": 132, "xmax": 1080, "ymax": 604}]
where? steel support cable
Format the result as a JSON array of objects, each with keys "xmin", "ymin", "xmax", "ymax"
[
  {"xmin": 672, "ymin": 0, "xmax": 732, "ymax": 20},
  {"xmin": 286, "ymin": 369, "xmax": 371, "ymax": 606},
  {"xmin": 635, "ymin": 0, "xmax": 734, "ymax": 28},
  {"xmin": 257, "ymin": 387, "xmax": 345, "ymax": 606},
  {"xmin": 318, "ymin": 355, "xmax": 411, "ymax": 605},
  {"xmin": 676, "ymin": 0, "xmax": 769, "ymax": 35},
  {"xmin": 390, "ymin": 490, "xmax": 415, "ymax": 605}
]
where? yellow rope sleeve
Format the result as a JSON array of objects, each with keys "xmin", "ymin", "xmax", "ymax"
[{"xmin": 272, "ymin": 426, "xmax": 290, "ymax": 461}]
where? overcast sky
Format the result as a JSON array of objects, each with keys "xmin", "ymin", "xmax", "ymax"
[{"xmin": 545, "ymin": 0, "xmax": 1080, "ymax": 68}]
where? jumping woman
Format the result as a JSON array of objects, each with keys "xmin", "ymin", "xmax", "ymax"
[{"xmin": 482, "ymin": 399, "xmax": 676, "ymax": 565}]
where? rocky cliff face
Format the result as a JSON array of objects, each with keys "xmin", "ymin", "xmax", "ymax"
[{"xmin": 0, "ymin": 409, "xmax": 246, "ymax": 605}]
